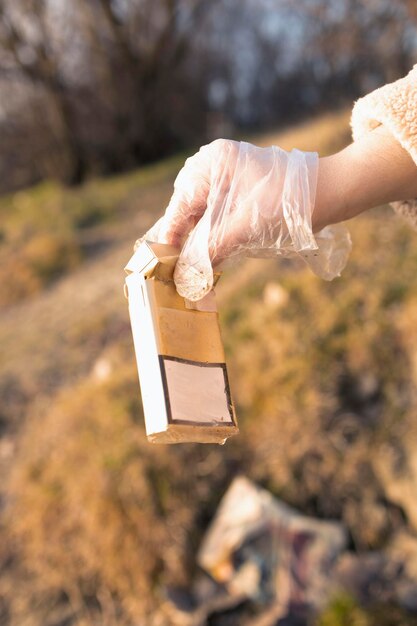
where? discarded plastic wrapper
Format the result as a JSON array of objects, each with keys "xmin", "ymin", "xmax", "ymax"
[
  {"xmin": 198, "ymin": 476, "xmax": 347, "ymax": 610},
  {"xmin": 124, "ymin": 241, "xmax": 238, "ymax": 444}
]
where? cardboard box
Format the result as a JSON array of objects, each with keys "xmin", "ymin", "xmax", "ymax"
[{"xmin": 124, "ymin": 241, "xmax": 238, "ymax": 444}]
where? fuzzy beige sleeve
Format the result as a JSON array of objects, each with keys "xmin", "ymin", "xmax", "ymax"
[{"xmin": 351, "ymin": 65, "xmax": 417, "ymax": 227}]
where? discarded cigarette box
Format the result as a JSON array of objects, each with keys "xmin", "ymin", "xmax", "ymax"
[{"xmin": 124, "ymin": 241, "xmax": 238, "ymax": 444}]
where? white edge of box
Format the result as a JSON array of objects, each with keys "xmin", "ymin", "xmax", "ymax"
[
  {"xmin": 124, "ymin": 241, "xmax": 155, "ymax": 275},
  {"xmin": 126, "ymin": 272, "xmax": 168, "ymax": 436}
]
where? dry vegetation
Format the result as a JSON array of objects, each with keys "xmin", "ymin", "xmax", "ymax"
[
  {"xmin": 223, "ymin": 211, "xmax": 417, "ymax": 548},
  {"xmin": 1, "ymin": 111, "xmax": 417, "ymax": 625},
  {"xmin": 0, "ymin": 157, "xmax": 184, "ymax": 308}
]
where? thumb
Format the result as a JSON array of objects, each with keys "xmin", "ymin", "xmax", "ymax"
[{"xmin": 174, "ymin": 210, "xmax": 214, "ymax": 301}]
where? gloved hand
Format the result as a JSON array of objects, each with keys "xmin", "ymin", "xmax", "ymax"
[{"xmin": 141, "ymin": 139, "xmax": 351, "ymax": 301}]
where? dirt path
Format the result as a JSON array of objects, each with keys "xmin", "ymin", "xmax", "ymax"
[{"xmin": 0, "ymin": 182, "xmax": 174, "ymax": 424}]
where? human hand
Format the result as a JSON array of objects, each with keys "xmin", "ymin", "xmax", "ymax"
[{"xmin": 143, "ymin": 139, "xmax": 351, "ymax": 301}]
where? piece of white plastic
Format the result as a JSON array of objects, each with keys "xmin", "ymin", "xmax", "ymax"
[{"xmin": 141, "ymin": 139, "xmax": 352, "ymax": 301}]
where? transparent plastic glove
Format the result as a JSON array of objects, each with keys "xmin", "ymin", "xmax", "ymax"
[{"xmin": 142, "ymin": 139, "xmax": 352, "ymax": 301}]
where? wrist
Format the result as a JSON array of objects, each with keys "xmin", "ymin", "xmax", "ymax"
[
  {"xmin": 313, "ymin": 126, "xmax": 417, "ymax": 233},
  {"xmin": 312, "ymin": 154, "xmax": 346, "ymax": 232}
]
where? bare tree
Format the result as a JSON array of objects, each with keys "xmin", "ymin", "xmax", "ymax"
[
  {"xmin": 0, "ymin": 0, "xmax": 219, "ymax": 186},
  {"xmin": 0, "ymin": 0, "xmax": 89, "ymax": 182},
  {"xmin": 0, "ymin": 0, "xmax": 415, "ymax": 191}
]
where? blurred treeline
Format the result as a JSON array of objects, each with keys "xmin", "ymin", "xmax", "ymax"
[{"xmin": 0, "ymin": 0, "xmax": 416, "ymax": 194}]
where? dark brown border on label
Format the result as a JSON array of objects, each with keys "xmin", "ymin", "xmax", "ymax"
[{"xmin": 158, "ymin": 355, "xmax": 236, "ymax": 427}]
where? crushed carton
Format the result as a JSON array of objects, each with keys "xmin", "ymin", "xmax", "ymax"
[{"xmin": 124, "ymin": 241, "xmax": 238, "ymax": 444}]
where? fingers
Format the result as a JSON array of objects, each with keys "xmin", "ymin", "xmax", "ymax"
[
  {"xmin": 146, "ymin": 139, "xmax": 240, "ymax": 248},
  {"xmin": 154, "ymin": 146, "xmax": 213, "ymax": 247},
  {"xmin": 143, "ymin": 139, "xmax": 242, "ymax": 299},
  {"xmin": 154, "ymin": 191, "xmax": 200, "ymax": 248}
]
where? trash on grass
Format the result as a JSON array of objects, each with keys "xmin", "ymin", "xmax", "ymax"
[{"xmin": 198, "ymin": 477, "xmax": 347, "ymax": 613}]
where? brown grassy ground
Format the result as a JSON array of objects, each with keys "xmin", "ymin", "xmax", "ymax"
[{"xmin": 1, "ymin": 110, "xmax": 417, "ymax": 626}]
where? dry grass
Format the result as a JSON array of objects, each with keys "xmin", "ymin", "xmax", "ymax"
[
  {"xmin": 0, "ymin": 155, "xmax": 184, "ymax": 309},
  {"xmin": 6, "ymin": 341, "xmax": 247, "ymax": 625},
  {"xmin": 220, "ymin": 208, "xmax": 417, "ymax": 549},
  {"xmin": 0, "ymin": 232, "xmax": 82, "ymax": 307},
  {"xmin": 316, "ymin": 593, "xmax": 417, "ymax": 626},
  {"xmin": 253, "ymin": 108, "xmax": 352, "ymax": 154}
]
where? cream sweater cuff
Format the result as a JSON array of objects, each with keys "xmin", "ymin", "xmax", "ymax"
[{"xmin": 351, "ymin": 65, "xmax": 417, "ymax": 228}]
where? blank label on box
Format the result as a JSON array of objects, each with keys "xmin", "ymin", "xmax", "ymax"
[{"xmin": 160, "ymin": 356, "xmax": 234, "ymax": 426}]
